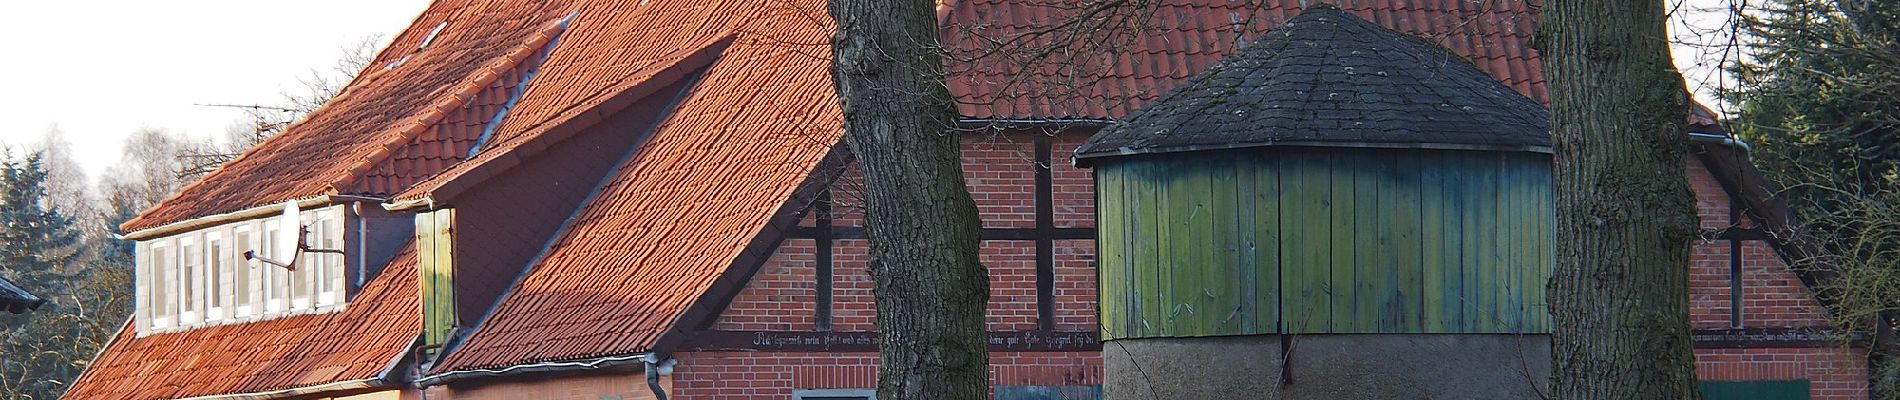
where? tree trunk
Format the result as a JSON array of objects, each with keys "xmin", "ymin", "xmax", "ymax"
[
  {"xmin": 1541, "ymin": 1, "xmax": 1702, "ymax": 399},
  {"xmin": 827, "ymin": 0, "xmax": 992, "ymax": 399}
]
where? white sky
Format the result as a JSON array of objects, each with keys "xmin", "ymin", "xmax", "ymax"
[
  {"xmin": 0, "ymin": 1, "xmax": 431, "ymax": 181},
  {"xmin": 0, "ymin": 0, "xmax": 1734, "ymax": 184}
]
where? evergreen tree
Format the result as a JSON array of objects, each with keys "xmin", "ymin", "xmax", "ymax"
[
  {"xmin": 0, "ymin": 152, "xmax": 110, "ymax": 400},
  {"xmin": 1730, "ymin": 2, "xmax": 1900, "ymax": 397},
  {"xmin": 1731, "ymin": 0, "xmax": 1900, "ymax": 203},
  {"xmin": 0, "ymin": 153, "xmax": 81, "ymax": 294}
]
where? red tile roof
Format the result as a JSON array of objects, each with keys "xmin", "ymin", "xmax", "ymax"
[
  {"xmin": 390, "ymin": 11, "xmax": 740, "ymax": 204},
  {"xmin": 942, "ymin": 0, "xmax": 1544, "ymax": 120},
  {"xmin": 64, "ymin": 242, "xmax": 421, "ymax": 400},
  {"xmin": 121, "ymin": 0, "xmax": 580, "ymax": 232},
  {"xmin": 430, "ymin": 0, "xmax": 843, "ymax": 371},
  {"xmin": 429, "ymin": 0, "xmax": 1548, "ymax": 373},
  {"xmin": 91, "ymin": 0, "xmax": 1556, "ymax": 384}
]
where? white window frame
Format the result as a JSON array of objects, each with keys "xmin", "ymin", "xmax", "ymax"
[
  {"xmin": 315, "ymin": 209, "xmax": 345, "ymax": 307},
  {"xmin": 204, "ymin": 230, "xmax": 228, "ymax": 322},
  {"xmin": 233, "ymin": 223, "xmax": 257, "ymax": 319},
  {"xmin": 150, "ymin": 241, "xmax": 174, "ymax": 329},
  {"xmin": 179, "ymin": 235, "xmax": 202, "ymax": 326},
  {"xmin": 289, "ymin": 210, "xmax": 314, "ymax": 311},
  {"xmin": 263, "ymin": 219, "xmax": 287, "ymax": 314},
  {"xmin": 792, "ymin": 389, "xmax": 877, "ymax": 400},
  {"xmin": 133, "ymin": 205, "xmax": 360, "ymax": 334}
]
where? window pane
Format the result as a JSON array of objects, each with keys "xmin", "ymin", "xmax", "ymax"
[
  {"xmin": 323, "ymin": 216, "xmax": 339, "ymax": 296},
  {"xmin": 234, "ymin": 230, "xmax": 252, "ymax": 312},
  {"xmin": 291, "ymin": 222, "xmax": 310, "ymax": 305},
  {"xmin": 182, "ymin": 242, "xmax": 197, "ymax": 313},
  {"xmin": 154, "ymin": 246, "xmax": 171, "ymax": 320},
  {"xmin": 208, "ymin": 238, "xmax": 223, "ymax": 309},
  {"xmin": 265, "ymin": 225, "xmax": 284, "ymax": 311}
]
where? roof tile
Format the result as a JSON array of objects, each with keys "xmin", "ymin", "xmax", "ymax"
[
  {"xmin": 122, "ymin": 0, "xmax": 580, "ymax": 232},
  {"xmin": 63, "ymin": 242, "xmax": 421, "ymax": 400}
]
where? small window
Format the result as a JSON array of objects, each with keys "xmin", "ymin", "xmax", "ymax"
[
  {"xmin": 205, "ymin": 231, "xmax": 226, "ymax": 321},
  {"xmin": 290, "ymin": 213, "xmax": 313, "ymax": 309},
  {"xmin": 419, "ymin": 22, "xmax": 448, "ymax": 50},
  {"xmin": 317, "ymin": 211, "xmax": 344, "ymax": 306},
  {"xmin": 180, "ymin": 236, "xmax": 200, "ymax": 325},
  {"xmin": 792, "ymin": 389, "xmax": 876, "ymax": 400},
  {"xmin": 151, "ymin": 242, "xmax": 173, "ymax": 328},
  {"xmin": 233, "ymin": 225, "xmax": 255, "ymax": 317},
  {"xmin": 264, "ymin": 221, "xmax": 287, "ymax": 313}
]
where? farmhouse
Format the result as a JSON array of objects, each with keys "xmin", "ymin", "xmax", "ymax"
[{"xmin": 65, "ymin": 0, "xmax": 1865, "ymax": 399}]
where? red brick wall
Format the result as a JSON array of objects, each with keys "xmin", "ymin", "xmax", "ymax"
[
  {"xmin": 1053, "ymin": 239, "xmax": 1097, "ymax": 331},
  {"xmin": 1685, "ymin": 160, "xmax": 1867, "ymax": 399},
  {"xmin": 1685, "ymin": 160, "xmax": 1832, "ymax": 329},
  {"xmin": 711, "ymin": 238, "xmax": 818, "ymax": 331},
  {"xmin": 672, "ymin": 351, "xmax": 1102, "ymax": 398},
  {"xmin": 1051, "ymin": 135, "xmax": 1096, "ymax": 229},
  {"xmin": 713, "ymin": 131, "xmax": 1097, "ymax": 332},
  {"xmin": 424, "ymin": 373, "xmax": 669, "ymax": 400},
  {"xmin": 693, "ymin": 130, "xmax": 1103, "ymax": 398},
  {"xmin": 1695, "ymin": 348, "xmax": 1867, "ymax": 400}
]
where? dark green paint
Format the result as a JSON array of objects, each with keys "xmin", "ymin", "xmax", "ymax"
[
  {"xmin": 1097, "ymin": 148, "xmax": 1553, "ymax": 338},
  {"xmin": 1698, "ymin": 381, "xmax": 1810, "ymax": 400}
]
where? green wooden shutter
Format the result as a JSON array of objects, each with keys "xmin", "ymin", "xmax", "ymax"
[
  {"xmin": 417, "ymin": 208, "xmax": 456, "ymax": 355},
  {"xmin": 1698, "ymin": 380, "xmax": 1809, "ymax": 400}
]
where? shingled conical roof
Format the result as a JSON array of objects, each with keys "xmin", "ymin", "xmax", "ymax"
[{"xmin": 1074, "ymin": 4, "xmax": 1551, "ymax": 162}]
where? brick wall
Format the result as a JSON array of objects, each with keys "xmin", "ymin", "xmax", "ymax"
[
  {"xmin": 1685, "ymin": 160, "xmax": 1867, "ymax": 399},
  {"xmin": 711, "ymin": 238, "xmax": 818, "ymax": 331},
  {"xmin": 713, "ymin": 130, "xmax": 1098, "ymax": 332},
  {"xmin": 1685, "ymin": 160, "xmax": 1832, "ymax": 329},
  {"xmin": 1695, "ymin": 348, "xmax": 1867, "ymax": 400},
  {"xmin": 672, "ymin": 351, "xmax": 1102, "ymax": 398}
]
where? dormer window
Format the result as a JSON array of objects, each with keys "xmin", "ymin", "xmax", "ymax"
[{"xmin": 134, "ymin": 205, "xmax": 353, "ymax": 335}]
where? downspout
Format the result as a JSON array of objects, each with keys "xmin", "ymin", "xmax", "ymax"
[
  {"xmin": 354, "ymin": 202, "xmax": 369, "ymax": 293},
  {"xmin": 643, "ymin": 353, "xmax": 677, "ymax": 400}
]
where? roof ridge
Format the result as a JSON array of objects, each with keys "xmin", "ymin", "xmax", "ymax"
[{"xmin": 326, "ymin": 17, "xmax": 572, "ymax": 193}]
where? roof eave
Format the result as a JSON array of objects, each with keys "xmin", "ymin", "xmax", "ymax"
[
  {"xmin": 1073, "ymin": 140, "xmax": 1554, "ymax": 168},
  {"xmin": 119, "ymin": 195, "xmax": 387, "ymax": 241},
  {"xmin": 172, "ymin": 379, "xmax": 386, "ymax": 400},
  {"xmin": 415, "ymin": 353, "xmax": 651, "ymax": 387}
]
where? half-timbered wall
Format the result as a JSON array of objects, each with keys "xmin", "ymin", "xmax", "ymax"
[
  {"xmin": 1685, "ymin": 160, "xmax": 1866, "ymax": 400},
  {"xmin": 710, "ymin": 130, "xmax": 1099, "ymax": 335},
  {"xmin": 690, "ymin": 130, "xmax": 1104, "ymax": 396}
]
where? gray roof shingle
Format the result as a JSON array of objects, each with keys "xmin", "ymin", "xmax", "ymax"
[
  {"xmin": 1074, "ymin": 4, "xmax": 1551, "ymax": 162},
  {"xmin": 0, "ymin": 276, "xmax": 45, "ymax": 314}
]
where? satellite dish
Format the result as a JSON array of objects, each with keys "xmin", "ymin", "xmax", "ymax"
[
  {"xmin": 277, "ymin": 201, "xmax": 302, "ymax": 261},
  {"xmin": 248, "ymin": 201, "xmax": 306, "ymax": 271}
]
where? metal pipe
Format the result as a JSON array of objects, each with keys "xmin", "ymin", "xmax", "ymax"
[
  {"xmin": 414, "ymin": 352, "xmax": 650, "ymax": 387},
  {"xmin": 1687, "ymin": 131, "xmax": 1752, "ymax": 151},
  {"xmin": 644, "ymin": 355, "xmax": 674, "ymax": 400}
]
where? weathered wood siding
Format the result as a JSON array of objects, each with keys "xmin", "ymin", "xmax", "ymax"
[
  {"xmin": 1097, "ymin": 148, "xmax": 1552, "ymax": 338},
  {"xmin": 417, "ymin": 208, "xmax": 456, "ymax": 351}
]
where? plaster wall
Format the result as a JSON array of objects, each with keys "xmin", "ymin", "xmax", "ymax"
[{"xmin": 1104, "ymin": 334, "xmax": 1550, "ymax": 399}]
